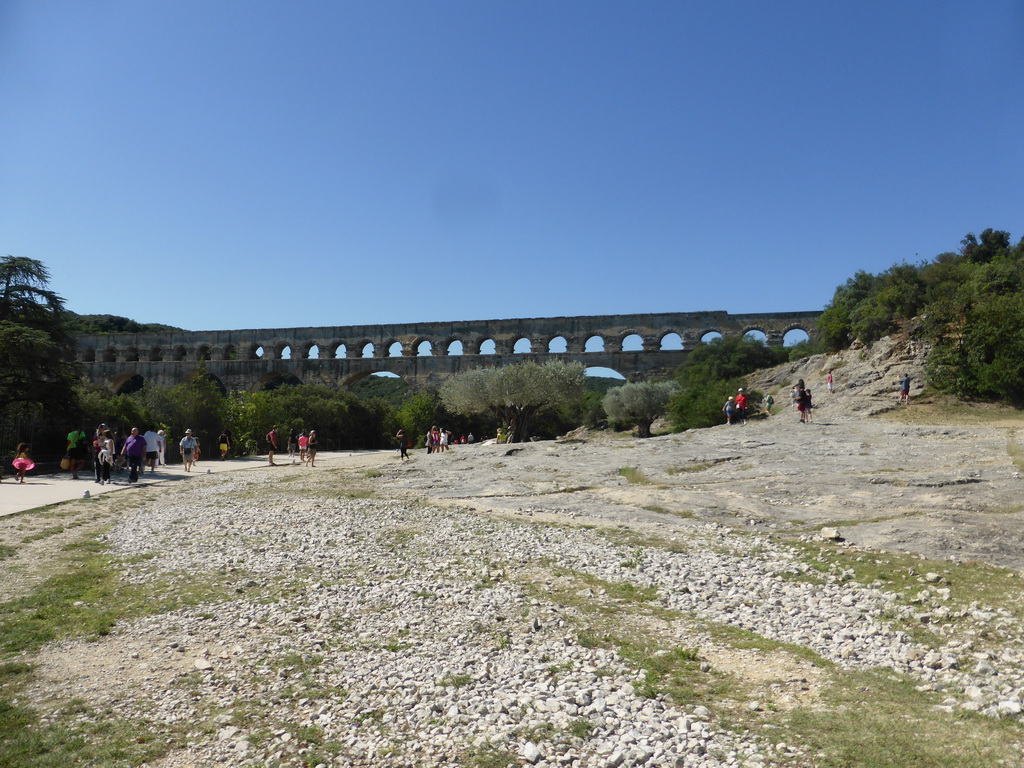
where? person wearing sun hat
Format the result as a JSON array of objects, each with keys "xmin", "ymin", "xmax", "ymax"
[{"xmin": 179, "ymin": 429, "xmax": 198, "ymax": 472}]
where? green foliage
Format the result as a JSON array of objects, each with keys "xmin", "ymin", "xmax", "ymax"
[
  {"xmin": 0, "ymin": 256, "xmax": 79, "ymax": 416},
  {"xmin": 349, "ymin": 374, "xmax": 410, "ymax": 407},
  {"xmin": 63, "ymin": 312, "xmax": 183, "ymax": 334},
  {"xmin": 228, "ymin": 385, "xmax": 393, "ymax": 452},
  {"xmin": 821, "ymin": 229, "xmax": 1024, "ymax": 404},
  {"xmin": 440, "ymin": 360, "xmax": 586, "ymax": 442},
  {"xmin": 675, "ymin": 336, "xmax": 787, "ymax": 388},
  {"xmin": 668, "ymin": 376, "xmax": 752, "ymax": 431},
  {"xmin": 665, "ymin": 337, "xmax": 774, "ymax": 431},
  {"xmin": 603, "ymin": 381, "xmax": 677, "ymax": 437}
]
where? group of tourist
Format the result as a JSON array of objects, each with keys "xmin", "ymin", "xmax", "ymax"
[
  {"xmin": 266, "ymin": 426, "xmax": 318, "ymax": 468},
  {"xmin": 54, "ymin": 424, "xmax": 172, "ymax": 484},
  {"xmin": 425, "ymin": 426, "xmax": 474, "ymax": 454},
  {"xmin": 720, "ymin": 371, "xmax": 911, "ymax": 426},
  {"xmin": 17, "ymin": 425, "xmax": 233, "ymax": 483},
  {"xmin": 390, "ymin": 427, "xmax": 477, "ymax": 461}
]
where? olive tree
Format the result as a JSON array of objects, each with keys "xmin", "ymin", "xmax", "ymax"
[
  {"xmin": 603, "ymin": 381, "xmax": 678, "ymax": 438},
  {"xmin": 440, "ymin": 360, "xmax": 586, "ymax": 443}
]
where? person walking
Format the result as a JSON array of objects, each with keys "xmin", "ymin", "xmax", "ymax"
[
  {"xmin": 306, "ymin": 430, "xmax": 318, "ymax": 467},
  {"xmin": 12, "ymin": 443, "xmax": 34, "ymax": 483},
  {"xmin": 143, "ymin": 427, "xmax": 160, "ymax": 473},
  {"xmin": 899, "ymin": 373, "xmax": 911, "ymax": 405},
  {"xmin": 92, "ymin": 423, "xmax": 108, "ymax": 483},
  {"xmin": 722, "ymin": 396, "xmax": 735, "ymax": 425},
  {"xmin": 396, "ymin": 429, "xmax": 409, "ymax": 461},
  {"xmin": 762, "ymin": 393, "xmax": 774, "ymax": 416},
  {"xmin": 97, "ymin": 429, "xmax": 114, "ymax": 485},
  {"xmin": 266, "ymin": 426, "xmax": 279, "ymax": 466},
  {"xmin": 735, "ymin": 388, "xmax": 749, "ymax": 425},
  {"xmin": 218, "ymin": 431, "xmax": 230, "ymax": 460},
  {"xmin": 156, "ymin": 429, "xmax": 167, "ymax": 466},
  {"xmin": 66, "ymin": 426, "xmax": 89, "ymax": 479},
  {"xmin": 121, "ymin": 427, "xmax": 147, "ymax": 483},
  {"xmin": 826, "ymin": 372, "xmax": 834, "ymax": 395},
  {"xmin": 179, "ymin": 429, "xmax": 198, "ymax": 472}
]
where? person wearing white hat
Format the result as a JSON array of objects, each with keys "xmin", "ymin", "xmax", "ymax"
[
  {"xmin": 735, "ymin": 388, "xmax": 749, "ymax": 425},
  {"xmin": 179, "ymin": 429, "xmax": 198, "ymax": 472}
]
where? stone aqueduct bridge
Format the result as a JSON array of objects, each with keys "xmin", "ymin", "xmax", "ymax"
[{"xmin": 77, "ymin": 310, "xmax": 821, "ymax": 393}]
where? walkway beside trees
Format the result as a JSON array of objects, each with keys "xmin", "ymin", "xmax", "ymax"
[{"xmin": 0, "ymin": 453, "xmax": 353, "ymax": 519}]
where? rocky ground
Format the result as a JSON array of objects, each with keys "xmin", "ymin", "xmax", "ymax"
[{"xmin": 3, "ymin": 333, "xmax": 1024, "ymax": 767}]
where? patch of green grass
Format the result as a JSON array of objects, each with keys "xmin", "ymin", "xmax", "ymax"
[
  {"xmin": 568, "ymin": 718, "xmax": 594, "ymax": 740},
  {"xmin": 364, "ymin": 469, "xmax": 383, "ymax": 478},
  {"xmin": 788, "ymin": 540, "xmax": 1024, "ymax": 626},
  {"xmin": 0, "ymin": 544, "xmax": 16, "ymax": 560},
  {"xmin": 618, "ymin": 466, "xmax": 651, "ymax": 484},
  {"xmin": 341, "ymin": 488, "xmax": 375, "ymax": 499},
  {"xmin": 20, "ymin": 526, "xmax": 65, "ymax": 544},
  {"xmin": 0, "ymin": 540, "xmax": 239, "ymax": 656},
  {"xmin": 667, "ymin": 458, "xmax": 734, "ymax": 474},
  {"xmin": 701, "ymin": 621, "xmax": 831, "ymax": 667},
  {"xmin": 0, "ymin": 665, "xmax": 172, "ymax": 768},
  {"xmin": 439, "ymin": 674, "xmax": 473, "ymax": 688},
  {"xmin": 1007, "ymin": 436, "xmax": 1024, "ymax": 474},
  {"xmin": 875, "ymin": 395, "xmax": 1024, "ymax": 426},
  {"xmin": 783, "ymin": 668, "xmax": 1023, "ymax": 768},
  {"xmin": 463, "ymin": 744, "xmax": 517, "ymax": 768}
]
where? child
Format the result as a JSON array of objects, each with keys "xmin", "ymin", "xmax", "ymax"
[{"xmin": 12, "ymin": 443, "xmax": 35, "ymax": 483}]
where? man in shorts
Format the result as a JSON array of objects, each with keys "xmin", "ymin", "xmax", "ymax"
[
  {"xmin": 179, "ymin": 429, "xmax": 198, "ymax": 472},
  {"xmin": 899, "ymin": 374, "xmax": 911, "ymax": 405},
  {"xmin": 143, "ymin": 427, "xmax": 160, "ymax": 473}
]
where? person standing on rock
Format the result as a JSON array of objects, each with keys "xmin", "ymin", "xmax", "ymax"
[
  {"xmin": 735, "ymin": 388, "xmax": 749, "ymax": 425},
  {"xmin": 762, "ymin": 393, "xmax": 774, "ymax": 416},
  {"xmin": 899, "ymin": 373, "xmax": 911, "ymax": 405},
  {"xmin": 803, "ymin": 388, "xmax": 814, "ymax": 423},
  {"xmin": 266, "ymin": 426, "xmax": 279, "ymax": 466},
  {"xmin": 722, "ymin": 396, "xmax": 735, "ymax": 425},
  {"xmin": 795, "ymin": 379, "xmax": 807, "ymax": 423},
  {"xmin": 826, "ymin": 371, "xmax": 834, "ymax": 395}
]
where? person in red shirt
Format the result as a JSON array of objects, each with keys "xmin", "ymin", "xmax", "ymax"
[{"xmin": 735, "ymin": 388, "xmax": 749, "ymax": 425}]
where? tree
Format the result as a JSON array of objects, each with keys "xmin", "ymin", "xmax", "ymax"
[
  {"xmin": 0, "ymin": 256, "xmax": 78, "ymax": 415},
  {"xmin": 440, "ymin": 360, "xmax": 586, "ymax": 443},
  {"xmin": 603, "ymin": 381, "xmax": 678, "ymax": 437}
]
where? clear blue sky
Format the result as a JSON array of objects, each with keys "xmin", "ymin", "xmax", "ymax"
[{"xmin": 2, "ymin": 1, "xmax": 1022, "ymax": 332}]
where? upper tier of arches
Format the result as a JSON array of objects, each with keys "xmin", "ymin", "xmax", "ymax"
[{"xmin": 76, "ymin": 311, "xmax": 819, "ymax": 364}]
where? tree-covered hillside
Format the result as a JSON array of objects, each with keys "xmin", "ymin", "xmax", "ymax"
[
  {"xmin": 65, "ymin": 313, "xmax": 184, "ymax": 334},
  {"xmin": 818, "ymin": 229, "xmax": 1024, "ymax": 403}
]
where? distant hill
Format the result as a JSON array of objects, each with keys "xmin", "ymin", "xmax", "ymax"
[{"xmin": 65, "ymin": 312, "xmax": 185, "ymax": 335}]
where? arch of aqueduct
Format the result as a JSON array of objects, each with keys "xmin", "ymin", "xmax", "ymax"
[{"xmin": 76, "ymin": 310, "xmax": 821, "ymax": 393}]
